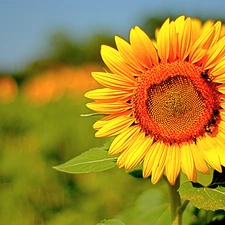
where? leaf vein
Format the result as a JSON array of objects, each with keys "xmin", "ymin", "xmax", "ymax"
[{"xmin": 59, "ymin": 157, "xmax": 117, "ymax": 168}]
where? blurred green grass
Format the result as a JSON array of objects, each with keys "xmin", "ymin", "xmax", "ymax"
[{"xmin": 0, "ymin": 94, "xmax": 152, "ymax": 225}]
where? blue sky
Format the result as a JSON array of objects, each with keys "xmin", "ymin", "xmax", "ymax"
[{"xmin": 1, "ymin": 0, "xmax": 225, "ymax": 72}]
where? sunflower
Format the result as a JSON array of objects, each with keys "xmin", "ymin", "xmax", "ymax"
[{"xmin": 85, "ymin": 16, "xmax": 225, "ymax": 185}]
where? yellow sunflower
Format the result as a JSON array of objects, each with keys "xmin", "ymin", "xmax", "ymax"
[{"xmin": 85, "ymin": 16, "xmax": 225, "ymax": 185}]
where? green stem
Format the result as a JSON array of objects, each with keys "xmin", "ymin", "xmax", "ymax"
[
  {"xmin": 178, "ymin": 200, "xmax": 189, "ymax": 216},
  {"xmin": 167, "ymin": 175, "xmax": 182, "ymax": 225}
]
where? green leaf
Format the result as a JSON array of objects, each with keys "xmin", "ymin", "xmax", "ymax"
[
  {"xmin": 179, "ymin": 182, "xmax": 225, "ymax": 211},
  {"xmin": 53, "ymin": 148, "xmax": 117, "ymax": 174},
  {"xmin": 97, "ymin": 219, "xmax": 125, "ymax": 225},
  {"xmin": 128, "ymin": 165, "xmax": 143, "ymax": 178},
  {"xmin": 135, "ymin": 188, "xmax": 170, "ymax": 225},
  {"xmin": 128, "ymin": 169, "xmax": 143, "ymax": 178},
  {"xmin": 117, "ymin": 187, "xmax": 173, "ymax": 225}
]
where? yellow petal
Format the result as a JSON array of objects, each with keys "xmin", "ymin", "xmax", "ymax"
[
  {"xmin": 85, "ymin": 88, "xmax": 132, "ymax": 102},
  {"xmin": 92, "ymin": 112, "xmax": 130, "ymax": 130},
  {"xmin": 218, "ymin": 86, "xmax": 225, "ymax": 94},
  {"xmin": 157, "ymin": 18, "xmax": 170, "ymax": 62},
  {"xmin": 177, "ymin": 17, "xmax": 193, "ymax": 61},
  {"xmin": 93, "ymin": 116, "xmax": 111, "ymax": 130},
  {"xmin": 201, "ymin": 20, "xmax": 214, "ymax": 35},
  {"xmin": 189, "ymin": 26, "xmax": 216, "ymax": 63},
  {"xmin": 203, "ymin": 36, "xmax": 225, "ymax": 70},
  {"xmin": 115, "ymin": 35, "xmax": 143, "ymax": 71},
  {"xmin": 109, "ymin": 126, "xmax": 140, "ymax": 155},
  {"xmin": 211, "ymin": 58, "xmax": 225, "ymax": 79},
  {"xmin": 117, "ymin": 132, "xmax": 145, "ymax": 168},
  {"xmin": 191, "ymin": 18, "xmax": 202, "ymax": 42},
  {"xmin": 175, "ymin": 15, "xmax": 185, "ymax": 31},
  {"xmin": 130, "ymin": 26, "xmax": 158, "ymax": 67},
  {"xmin": 168, "ymin": 21, "xmax": 178, "ymax": 62},
  {"xmin": 86, "ymin": 102, "xmax": 131, "ymax": 114},
  {"xmin": 210, "ymin": 133, "xmax": 225, "ymax": 167},
  {"xmin": 95, "ymin": 115, "xmax": 135, "ymax": 137},
  {"xmin": 143, "ymin": 141, "xmax": 163, "ymax": 178},
  {"xmin": 197, "ymin": 137, "xmax": 222, "ymax": 172},
  {"xmin": 92, "ymin": 72, "xmax": 135, "ymax": 90},
  {"xmin": 151, "ymin": 142, "xmax": 167, "ymax": 184},
  {"xmin": 101, "ymin": 45, "xmax": 138, "ymax": 78},
  {"xmin": 124, "ymin": 136, "xmax": 154, "ymax": 170},
  {"xmin": 220, "ymin": 112, "xmax": 225, "ymax": 121},
  {"xmin": 219, "ymin": 119, "xmax": 225, "ymax": 131},
  {"xmin": 190, "ymin": 143, "xmax": 210, "ymax": 174},
  {"xmin": 165, "ymin": 145, "xmax": 181, "ymax": 185},
  {"xmin": 221, "ymin": 102, "xmax": 225, "ymax": 110},
  {"xmin": 180, "ymin": 143, "xmax": 197, "ymax": 182},
  {"xmin": 209, "ymin": 21, "xmax": 222, "ymax": 47}
]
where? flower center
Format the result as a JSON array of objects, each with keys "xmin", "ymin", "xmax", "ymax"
[{"xmin": 133, "ymin": 61, "xmax": 220, "ymax": 144}]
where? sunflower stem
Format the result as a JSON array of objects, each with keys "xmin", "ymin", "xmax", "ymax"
[
  {"xmin": 178, "ymin": 200, "xmax": 189, "ymax": 215},
  {"xmin": 168, "ymin": 175, "xmax": 182, "ymax": 225}
]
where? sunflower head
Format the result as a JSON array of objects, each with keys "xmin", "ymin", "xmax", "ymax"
[{"xmin": 85, "ymin": 16, "xmax": 225, "ymax": 185}]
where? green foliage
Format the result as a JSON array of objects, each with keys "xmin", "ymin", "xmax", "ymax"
[
  {"xmin": 54, "ymin": 148, "xmax": 117, "ymax": 174},
  {"xmin": 179, "ymin": 182, "xmax": 225, "ymax": 211},
  {"xmin": 142, "ymin": 17, "xmax": 166, "ymax": 38},
  {"xmin": 128, "ymin": 168, "xmax": 143, "ymax": 178},
  {"xmin": 97, "ymin": 172, "xmax": 225, "ymax": 225},
  {"xmin": 179, "ymin": 168, "xmax": 225, "ymax": 217},
  {"xmin": 21, "ymin": 32, "xmax": 115, "ymax": 78},
  {"xmin": 97, "ymin": 219, "xmax": 125, "ymax": 225},
  {"xmin": 0, "ymin": 95, "xmax": 153, "ymax": 225},
  {"xmin": 116, "ymin": 186, "xmax": 171, "ymax": 225}
]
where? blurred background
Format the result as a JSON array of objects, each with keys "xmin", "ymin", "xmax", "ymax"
[{"xmin": 1, "ymin": 1, "xmax": 225, "ymax": 224}]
